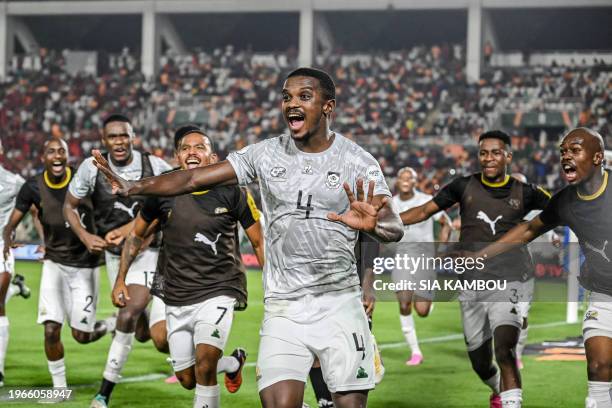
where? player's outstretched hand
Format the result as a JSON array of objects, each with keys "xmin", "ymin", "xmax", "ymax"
[
  {"xmin": 327, "ymin": 179, "xmax": 387, "ymax": 233},
  {"xmin": 112, "ymin": 280, "xmax": 130, "ymax": 308},
  {"xmin": 92, "ymin": 149, "xmax": 133, "ymax": 196}
]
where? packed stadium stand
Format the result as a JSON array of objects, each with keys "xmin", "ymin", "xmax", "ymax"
[{"xmin": 1, "ymin": 45, "xmax": 610, "ymax": 195}]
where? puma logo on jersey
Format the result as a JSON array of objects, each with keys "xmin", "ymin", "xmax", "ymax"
[
  {"xmin": 476, "ymin": 211, "xmax": 503, "ymax": 235},
  {"xmin": 194, "ymin": 232, "xmax": 222, "ymax": 255},
  {"xmin": 584, "ymin": 240, "xmax": 610, "ymax": 262},
  {"xmin": 113, "ymin": 202, "xmax": 138, "ymax": 218},
  {"xmin": 65, "ymin": 211, "xmax": 86, "ymax": 229}
]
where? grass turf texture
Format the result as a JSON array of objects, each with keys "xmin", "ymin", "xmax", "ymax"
[{"xmin": 3, "ymin": 261, "xmax": 585, "ymax": 407}]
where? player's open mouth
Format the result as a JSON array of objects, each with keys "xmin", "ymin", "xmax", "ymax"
[
  {"xmin": 562, "ymin": 163, "xmax": 577, "ymax": 183},
  {"xmin": 287, "ymin": 112, "xmax": 305, "ymax": 132},
  {"xmin": 186, "ymin": 157, "xmax": 200, "ymax": 169},
  {"xmin": 113, "ymin": 147, "xmax": 127, "ymax": 158},
  {"xmin": 483, "ymin": 166, "xmax": 498, "ymax": 175},
  {"xmin": 51, "ymin": 161, "xmax": 64, "ymax": 175}
]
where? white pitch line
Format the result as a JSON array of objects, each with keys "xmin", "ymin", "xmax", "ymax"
[
  {"xmin": 243, "ymin": 320, "xmax": 572, "ymax": 365},
  {"xmin": 379, "ymin": 320, "xmax": 571, "ymax": 350}
]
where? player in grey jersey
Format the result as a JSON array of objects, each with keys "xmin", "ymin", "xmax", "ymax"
[
  {"xmin": 92, "ymin": 67, "xmax": 404, "ymax": 408},
  {"xmin": 0, "ymin": 139, "xmax": 32, "ymax": 386}
]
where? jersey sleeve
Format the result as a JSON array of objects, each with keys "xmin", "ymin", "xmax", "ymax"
[
  {"xmin": 14, "ymin": 180, "xmax": 38, "ymax": 213},
  {"xmin": 232, "ymin": 187, "xmax": 260, "ymax": 230},
  {"xmin": 432, "ymin": 177, "xmax": 466, "ymax": 211},
  {"xmin": 140, "ymin": 196, "xmax": 163, "ymax": 223},
  {"xmin": 68, "ymin": 158, "xmax": 96, "ymax": 199},
  {"xmin": 227, "ymin": 142, "xmax": 263, "ymax": 186},
  {"xmin": 524, "ymin": 183, "xmax": 551, "ymax": 211},
  {"xmin": 538, "ymin": 190, "xmax": 563, "ymax": 228},
  {"xmin": 150, "ymin": 156, "xmax": 173, "ymax": 176}
]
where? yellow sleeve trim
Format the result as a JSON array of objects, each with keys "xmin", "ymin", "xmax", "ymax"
[
  {"xmin": 246, "ymin": 190, "xmax": 261, "ymax": 222},
  {"xmin": 191, "ymin": 190, "xmax": 209, "ymax": 196},
  {"xmin": 44, "ymin": 167, "xmax": 71, "ymax": 189},
  {"xmin": 537, "ymin": 186, "xmax": 552, "ymax": 199}
]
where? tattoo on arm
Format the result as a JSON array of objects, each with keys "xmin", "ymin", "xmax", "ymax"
[{"xmin": 118, "ymin": 233, "xmax": 144, "ymax": 282}]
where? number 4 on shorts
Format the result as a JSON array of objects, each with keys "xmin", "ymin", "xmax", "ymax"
[{"xmin": 353, "ymin": 332, "xmax": 366, "ymax": 360}]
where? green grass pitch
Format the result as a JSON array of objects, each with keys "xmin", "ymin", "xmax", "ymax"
[{"xmin": 2, "ymin": 261, "xmax": 586, "ymax": 407}]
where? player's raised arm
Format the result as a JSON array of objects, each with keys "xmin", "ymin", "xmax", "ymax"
[
  {"xmin": 328, "ymin": 179, "xmax": 404, "ymax": 242},
  {"xmin": 475, "ymin": 215, "xmax": 551, "ymax": 260},
  {"xmin": 92, "ymin": 150, "xmax": 238, "ymax": 197},
  {"xmin": 400, "ymin": 199, "xmax": 442, "ymax": 226}
]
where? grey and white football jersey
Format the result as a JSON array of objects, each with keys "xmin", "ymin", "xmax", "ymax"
[
  {"xmin": 0, "ymin": 165, "xmax": 25, "ymax": 238},
  {"xmin": 227, "ymin": 133, "xmax": 390, "ymax": 300}
]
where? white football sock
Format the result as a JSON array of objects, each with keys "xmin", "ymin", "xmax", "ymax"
[
  {"xmin": 516, "ymin": 327, "xmax": 528, "ymax": 359},
  {"xmin": 400, "ymin": 314, "xmax": 421, "ymax": 355},
  {"xmin": 48, "ymin": 358, "xmax": 67, "ymax": 387},
  {"xmin": 102, "ymin": 330, "xmax": 134, "ymax": 383},
  {"xmin": 5, "ymin": 284, "xmax": 20, "ymax": 303},
  {"xmin": 217, "ymin": 356, "xmax": 239, "ymax": 374},
  {"xmin": 586, "ymin": 381, "xmax": 612, "ymax": 408},
  {"xmin": 194, "ymin": 384, "xmax": 220, "ymax": 408},
  {"xmin": 0, "ymin": 316, "xmax": 8, "ymax": 374},
  {"xmin": 500, "ymin": 388, "xmax": 522, "ymax": 407},
  {"xmin": 484, "ymin": 370, "xmax": 501, "ymax": 395}
]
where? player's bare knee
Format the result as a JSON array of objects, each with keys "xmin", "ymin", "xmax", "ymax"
[
  {"xmin": 586, "ymin": 357, "xmax": 611, "ymax": 381},
  {"xmin": 44, "ymin": 322, "xmax": 62, "ymax": 343},
  {"xmin": 414, "ymin": 302, "xmax": 431, "ymax": 317},
  {"xmin": 71, "ymin": 328, "xmax": 92, "ymax": 344},
  {"xmin": 176, "ymin": 370, "xmax": 196, "ymax": 390},
  {"xmin": 195, "ymin": 358, "xmax": 217, "ymax": 384},
  {"xmin": 399, "ymin": 301, "xmax": 412, "ymax": 315},
  {"xmin": 150, "ymin": 323, "xmax": 168, "ymax": 352},
  {"xmin": 261, "ymin": 394, "xmax": 302, "ymax": 408},
  {"xmin": 151, "ymin": 333, "xmax": 168, "ymax": 353}
]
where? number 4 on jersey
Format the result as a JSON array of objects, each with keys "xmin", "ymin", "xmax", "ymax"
[{"xmin": 296, "ymin": 190, "xmax": 314, "ymax": 219}]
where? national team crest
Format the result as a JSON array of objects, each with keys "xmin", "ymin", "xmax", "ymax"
[
  {"xmin": 326, "ymin": 171, "xmax": 341, "ymax": 189},
  {"xmin": 508, "ymin": 198, "xmax": 520, "ymax": 210}
]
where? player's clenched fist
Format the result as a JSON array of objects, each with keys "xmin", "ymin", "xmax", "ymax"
[{"xmin": 112, "ymin": 280, "xmax": 131, "ymax": 308}]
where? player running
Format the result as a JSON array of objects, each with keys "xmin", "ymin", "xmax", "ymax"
[
  {"xmin": 62, "ymin": 114, "xmax": 172, "ymax": 407},
  {"xmin": 399, "ymin": 130, "xmax": 550, "ymax": 408},
  {"xmin": 108, "ymin": 125, "xmax": 263, "ymax": 407},
  {"xmin": 91, "ymin": 67, "xmax": 404, "ymax": 408},
  {"xmin": 0, "ymin": 138, "xmax": 31, "ymax": 386},
  {"xmin": 392, "ymin": 166, "xmax": 450, "ymax": 366},
  {"xmin": 3, "ymin": 138, "xmax": 114, "ymax": 389},
  {"xmin": 475, "ymin": 128, "xmax": 612, "ymax": 408}
]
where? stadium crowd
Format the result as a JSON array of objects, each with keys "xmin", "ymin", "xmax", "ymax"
[{"xmin": 1, "ymin": 46, "xmax": 610, "ymax": 194}]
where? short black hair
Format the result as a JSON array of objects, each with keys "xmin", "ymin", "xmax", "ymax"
[
  {"xmin": 286, "ymin": 67, "xmax": 335, "ymax": 100},
  {"xmin": 479, "ymin": 130, "xmax": 511, "ymax": 148},
  {"xmin": 174, "ymin": 124, "xmax": 214, "ymax": 152},
  {"xmin": 102, "ymin": 114, "xmax": 131, "ymax": 127}
]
